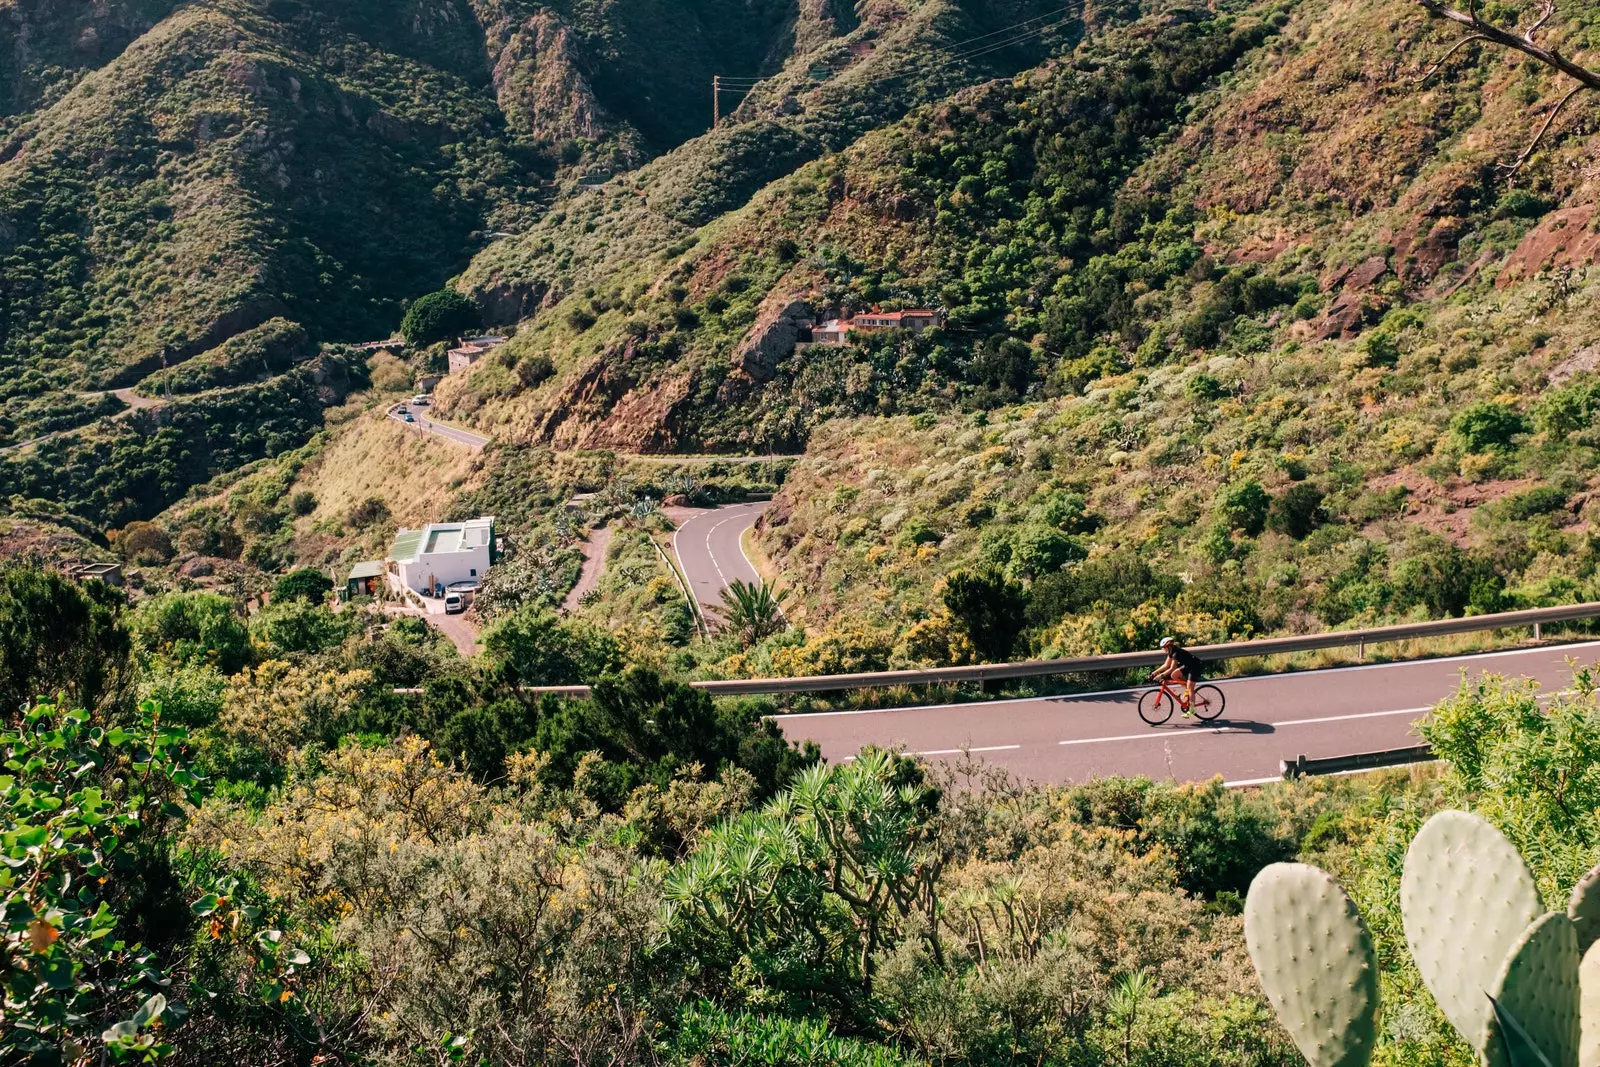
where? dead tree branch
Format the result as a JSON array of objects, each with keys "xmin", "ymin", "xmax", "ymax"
[
  {"xmin": 1418, "ymin": 33, "xmax": 1487, "ymax": 81},
  {"xmin": 1508, "ymin": 82, "xmax": 1587, "ymax": 169},
  {"xmin": 1416, "ymin": 0, "xmax": 1600, "ymax": 90},
  {"xmin": 1416, "ymin": 0, "xmax": 1600, "ymax": 169}
]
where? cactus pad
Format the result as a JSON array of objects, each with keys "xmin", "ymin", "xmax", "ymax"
[
  {"xmin": 1401, "ymin": 811, "xmax": 1543, "ymax": 1048},
  {"xmin": 1483, "ymin": 912, "xmax": 1579, "ymax": 1067},
  {"xmin": 1581, "ymin": 940, "xmax": 1600, "ymax": 1067},
  {"xmin": 1569, "ymin": 864, "xmax": 1600, "ymax": 956},
  {"xmin": 1245, "ymin": 863, "xmax": 1379, "ymax": 1067}
]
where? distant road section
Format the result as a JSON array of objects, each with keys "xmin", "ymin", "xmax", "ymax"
[
  {"xmin": 388, "ymin": 403, "xmax": 488, "ymax": 450},
  {"xmin": 775, "ymin": 641, "xmax": 1600, "ymax": 787},
  {"xmin": 672, "ymin": 501, "xmax": 766, "ymax": 619}
]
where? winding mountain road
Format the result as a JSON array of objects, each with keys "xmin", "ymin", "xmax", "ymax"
[
  {"xmin": 774, "ymin": 641, "xmax": 1600, "ymax": 786},
  {"xmin": 672, "ymin": 501, "xmax": 766, "ymax": 620},
  {"xmin": 388, "ymin": 403, "xmax": 488, "ymax": 450}
]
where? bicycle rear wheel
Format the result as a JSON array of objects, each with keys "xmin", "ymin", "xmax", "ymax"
[
  {"xmin": 1192, "ymin": 684, "xmax": 1226, "ymax": 721},
  {"xmin": 1137, "ymin": 688, "xmax": 1173, "ymax": 726}
]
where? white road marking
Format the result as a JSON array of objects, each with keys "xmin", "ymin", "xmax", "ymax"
[
  {"xmin": 1058, "ymin": 727, "xmax": 1249, "ymax": 746},
  {"xmin": 1052, "ymin": 706, "xmax": 1428, "ymax": 748},
  {"xmin": 915, "ymin": 744, "xmax": 1021, "ymax": 756},
  {"xmin": 1275, "ymin": 706, "xmax": 1430, "ymax": 726}
]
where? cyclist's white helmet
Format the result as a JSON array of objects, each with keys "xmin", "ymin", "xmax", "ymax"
[{"xmin": 1159, "ymin": 636, "xmax": 1176, "ymax": 648}]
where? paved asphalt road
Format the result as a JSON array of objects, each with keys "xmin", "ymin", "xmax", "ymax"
[
  {"xmin": 774, "ymin": 641, "xmax": 1600, "ymax": 786},
  {"xmin": 389, "ymin": 403, "xmax": 488, "ymax": 450},
  {"xmin": 673, "ymin": 501, "xmax": 766, "ymax": 619}
]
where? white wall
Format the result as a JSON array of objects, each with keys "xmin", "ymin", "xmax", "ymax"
[{"xmin": 398, "ymin": 544, "xmax": 490, "ymax": 595}]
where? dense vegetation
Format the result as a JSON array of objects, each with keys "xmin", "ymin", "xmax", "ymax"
[
  {"xmin": 0, "ymin": 351, "xmax": 368, "ymax": 530},
  {"xmin": 5, "ymin": 560, "xmax": 1598, "ymax": 1066}
]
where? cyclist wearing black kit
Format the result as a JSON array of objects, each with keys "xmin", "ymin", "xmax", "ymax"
[{"xmin": 1151, "ymin": 636, "xmax": 1203, "ymax": 715}]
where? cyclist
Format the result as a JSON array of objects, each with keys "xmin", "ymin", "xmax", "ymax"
[{"xmin": 1151, "ymin": 636, "xmax": 1203, "ymax": 715}]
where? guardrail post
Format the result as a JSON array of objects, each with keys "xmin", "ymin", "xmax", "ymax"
[
  {"xmin": 1534, "ymin": 622, "xmax": 1542, "ymax": 641},
  {"xmin": 1357, "ymin": 640, "xmax": 1364, "ymax": 662}
]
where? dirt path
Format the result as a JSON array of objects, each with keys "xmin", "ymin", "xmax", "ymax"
[
  {"xmin": 108, "ymin": 387, "xmax": 165, "ymax": 411},
  {"xmin": 562, "ymin": 525, "xmax": 612, "ymax": 612}
]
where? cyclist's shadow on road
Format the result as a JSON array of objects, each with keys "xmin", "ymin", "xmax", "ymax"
[{"xmin": 1153, "ymin": 718, "xmax": 1276, "ymax": 734}]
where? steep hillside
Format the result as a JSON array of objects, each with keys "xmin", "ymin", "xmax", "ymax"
[
  {"xmin": 457, "ymin": 0, "xmax": 1081, "ymax": 321},
  {"xmin": 0, "ymin": 0, "xmax": 179, "ymax": 129},
  {"xmin": 0, "ymin": 0, "xmax": 821, "ymax": 524},
  {"xmin": 733, "ymin": 0, "xmax": 1600, "ymax": 658},
  {"xmin": 426, "ymin": 0, "xmax": 1600, "ymax": 664},
  {"xmin": 440, "ymin": 2, "xmax": 1279, "ymax": 448}
]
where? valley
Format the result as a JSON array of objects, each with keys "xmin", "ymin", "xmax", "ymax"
[{"xmin": 6, "ymin": 0, "xmax": 1600, "ymax": 1061}]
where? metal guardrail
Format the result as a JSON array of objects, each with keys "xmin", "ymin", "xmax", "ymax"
[
  {"xmin": 394, "ymin": 600, "xmax": 1600, "ymax": 699},
  {"xmin": 1281, "ymin": 744, "xmax": 1436, "ymax": 779}
]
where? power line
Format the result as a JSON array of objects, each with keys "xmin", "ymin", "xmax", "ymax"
[{"xmin": 839, "ymin": 9, "xmax": 1081, "ymax": 88}]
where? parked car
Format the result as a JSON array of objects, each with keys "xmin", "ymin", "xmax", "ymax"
[{"xmin": 444, "ymin": 592, "xmax": 464, "ymax": 614}]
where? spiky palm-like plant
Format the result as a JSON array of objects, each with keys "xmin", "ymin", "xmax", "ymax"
[{"xmin": 717, "ymin": 578, "xmax": 787, "ymax": 646}]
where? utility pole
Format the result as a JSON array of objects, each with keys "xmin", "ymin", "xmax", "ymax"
[{"xmin": 713, "ymin": 74, "xmax": 720, "ymax": 125}]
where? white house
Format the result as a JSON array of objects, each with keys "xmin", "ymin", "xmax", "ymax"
[{"xmin": 387, "ymin": 516, "xmax": 495, "ymax": 597}]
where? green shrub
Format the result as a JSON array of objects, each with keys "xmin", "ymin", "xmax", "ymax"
[
  {"xmin": 516, "ymin": 354, "xmax": 556, "ymax": 387},
  {"xmin": 1533, "ymin": 375, "xmax": 1600, "ymax": 436},
  {"xmin": 347, "ymin": 495, "xmax": 391, "ymax": 529},
  {"xmin": 894, "ymin": 516, "xmax": 941, "ymax": 548},
  {"xmin": 274, "ymin": 568, "xmax": 334, "ymax": 605},
  {"xmin": 130, "ymin": 591, "xmax": 251, "ymax": 675},
  {"xmin": 1010, "ymin": 524, "xmax": 1085, "ymax": 577},
  {"xmin": 288, "ymin": 490, "xmax": 317, "ymax": 516},
  {"xmin": 943, "ymin": 567, "xmax": 1029, "ymax": 661},
  {"xmin": 1450, "ymin": 400, "xmax": 1526, "ymax": 453},
  {"xmin": 669, "ymin": 1003, "xmax": 916, "ymax": 1067},
  {"xmin": 1186, "ymin": 372, "xmax": 1227, "ymax": 400},
  {"xmin": 481, "ymin": 606, "xmax": 623, "ymax": 686},
  {"xmin": 401, "ymin": 289, "xmax": 481, "ymax": 346},
  {"xmin": 1027, "ymin": 551, "xmax": 1180, "ymax": 625},
  {"xmin": 0, "ymin": 564, "xmax": 131, "ymax": 713},
  {"xmin": 1266, "ymin": 482, "xmax": 1325, "ymax": 539},
  {"xmin": 1391, "ymin": 540, "xmax": 1506, "ymax": 617},
  {"xmin": 2, "ymin": 700, "xmax": 203, "ymax": 1062},
  {"xmin": 1216, "ymin": 479, "xmax": 1270, "ymax": 536},
  {"xmin": 1499, "ymin": 485, "xmax": 1567, "ymax": 521}
]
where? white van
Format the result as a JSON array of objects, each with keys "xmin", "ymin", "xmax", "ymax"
[{"xmin": 444, "ymin": 592, "xmax": 464, "ymax": 614}]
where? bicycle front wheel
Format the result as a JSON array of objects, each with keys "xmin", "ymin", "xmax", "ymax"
[
  {"xmin": 1138, "ymin": 688, "xmax": 1173, "ymax": 726},
  {"xmin": 1192, "ymin": 684, "xmax": 1226, "ymax": 721}
]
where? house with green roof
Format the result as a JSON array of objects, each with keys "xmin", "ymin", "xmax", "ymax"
[
  {"xmin": 344, "ymin": 560, "xmax": 386, "ymax": 600},
  {"xmin": 386, "ymin": 516, "xmax": 495, "ymax": 597}
]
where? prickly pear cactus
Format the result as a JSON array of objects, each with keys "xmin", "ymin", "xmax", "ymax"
[
  {"xmin": 1401, "ymin": 811, "xmax": 1543, "ymax": 1049},
  {"xmin": 1483, "ymin": 913, "xmax": 1580, "ymax": 1067},
  {"xmin": 1245, "ymin": 863, "xmax": 1379, "ymax": 1067},
  {"xmin": 1569, "ymin": 865, "xmax": 1600, "ymax": 957},
  {"xmin": 1582, "ymin": 942, "xmax": 1600, "ymax": 1067}
]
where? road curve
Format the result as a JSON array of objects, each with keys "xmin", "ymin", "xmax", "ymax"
[
  {"xmin": 775, "ymin": 641, "xmax": 1600, "ymax": 786},
  {"xmin": 389, "ymin": 404, "xmax": 488, "ymax": 450},
  {"xmin": 672, "ymin": 501, "xmax": 766, "ymax": 619}
]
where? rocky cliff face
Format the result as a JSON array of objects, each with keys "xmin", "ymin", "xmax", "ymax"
[{"xmin": 481, "ymin": 8, "xmax": 641, "ymax": 161}]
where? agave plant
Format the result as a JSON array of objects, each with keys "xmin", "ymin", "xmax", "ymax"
[
  {"xmin": 1242, "ymin": 809, "xmax": 1600, "ymax": 1067},
  {"xmin": 716, "ymin": 578, "xmax": 788, "ymax": 646}
]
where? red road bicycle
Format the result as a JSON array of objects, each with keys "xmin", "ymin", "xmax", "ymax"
[{"xmin": 1137, "ymin": 675, "xmax": 1226, "ymax": 725}]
